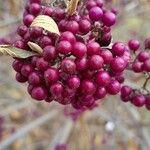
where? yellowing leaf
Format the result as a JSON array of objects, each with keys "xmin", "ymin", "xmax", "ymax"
[
  {"xmin": 28, "ymin": 42, "xmax": 43, "ymax": 54},
  {"xmin": 67, "ymin": 0, "xmax": 79, "ymax": 16},
  {"xmin": 30, "ymin": 15, "xmax": 60, "ymax": 35},
  {"xmin": 0, "ymin": 45, "xmax": 37, "ymax": 58}
]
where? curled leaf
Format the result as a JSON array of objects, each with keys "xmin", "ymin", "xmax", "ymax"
[
  {"xmin": 0, "ymin": 45, "xmax": 37, "ymax": 58},
  {"xmin": 28, "ymin": 42, "xmax": 43, "ymax": 54},
  {"xmin": 30, "ymin": 15, "xmax": 60, "ymax": 35},
  {"xmin": 67, "ymin": 0, "xmax": 79, "ymax": 16}
]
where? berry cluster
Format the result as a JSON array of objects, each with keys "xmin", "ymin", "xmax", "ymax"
[
  {"xmin": 12, "ymin": 0, "xmax": 130, "ymax": 110},
  {"xmin": 120, "ymin": 38, "xmax": 150, "ymax": 110}
]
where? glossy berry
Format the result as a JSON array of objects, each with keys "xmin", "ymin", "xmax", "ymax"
[
  {"xmin": 67, "ymin": 76, "xmax": 80, "ymax": 89},
  {"xmin": 102, "ymin": 12, "xmax": 116, "ymax": 27},
  {"xmin": 79, "ymin": 19, "xmax": 91, "ymax": 34},
  {"xmin": 121, "ymin": 86, "xmax": 132, "ymax": 97},
  {"xmin": 31, "ymin": 87, "xmax": 48, "ymax": 101},
  {"xmin": 81, "ymin": 80, "xmax": 96, "ymax": 95},
  {"xmin": 44, "ymin": 68, "xmax": 59, "ymax": 84},
  {"xmin": 66, "ymin": 21, "xmax": 79, "ymax": 34},
  {"xmin": 29, "ymin": 3, "xmax": 41, "ymax": 15},
  {"xmin": 75, "ymin": 57, "xmax": 88, "ymax": 71},
  {"xmin": 87, "ymin": 42, "xmax": 101, "ymax": 56},
  {"xmin": 39, "ymin": 36, "xmax": 52, "ymax": 48},
  {"xmin": 89, "ymin": 6, "xmax": 103, "ymax": 21},
  {"xmin": 61, "ymin": 59, "xmax": 76, "ymax": 74},
  {"xmin": 16, "ymin": 72, "xmax": 28, "ymax": 83},
  {"xmin": 23, "ymin": 14, "xmax": 34, "ymax": 26},
  {"xmin": 112, "ymin": 42, "xmax": 125, "ymax": 56},
  {"xmin": 100, "ymin": 49, "xmax": 113, "ymax": 64},
  {"xmin": 60, "ymin": 31, "xmax": 76, "ymax": 44},
  {"xmin": 128, "ymin": 39, "xmax": 140, "ymax": 51},
  {"xmin": 72, "ymin": 42, "xmax": 87, "ymax": 58},
  {"xmin": 28, "ymin": 72, "xmax": 41, "ymax": 86},
  {"xmin": 56, "ymin": 41, "xmax": 72, "ymax": 54},
  {"xmin": 143, "ymin": 59, "xmax": 150, "ymax": 72},
  {"xmin": 110, "ymin": 57, "xmax": 126, "ymax": 73},
  {"xmin": 132, "ymin": 95, "xmax": 145, "ymax": 107},
  {"xmin": 86, "ymin": 1, "xmax": 96, "ymax": 10},
  {"xmin": 138, "ymin": 51, "xmax": 149, "ymax": 62},
  {"xmin": 107, "ymin": 80, "xmax": 121, "ymax": 95},
  {"xmin": 43, "ymin": 46, "xmax": 57, "ymax": 61},
  {"xmin": 95, "ymin": 87, "xmax": 107, "ymax": 100},
  {"xmin": 12, "ymin": 59, "xmax": 24, "ymax": 72},
  {"xmin": 96, "ymin": 71, "xmax": 111, "ymax": 87},
  {"xmin": 36, "ymin": 58, "xmax": 48, "ymax": 71},
  {"xmin": 132, "ymin": 61, "xmax": 143, "ymax": 73},
  {"xmin": 89, "ymin": 55, "xmax": 104, "ymax": 70},
  {"xmin": 21, "ymin": 64, "xmax": 33, "ymax": 77},
  {"xmin": 17, "ymin": 25, "xmax": 28, "ymax": 37},
  {"xmin": 50, "ymin": 83, "xmax": 63, "ymax": 96}
]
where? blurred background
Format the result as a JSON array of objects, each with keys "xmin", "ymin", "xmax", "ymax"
[{"xmin": 0, "ymin": 0, "xmax": 150, "ymax": 150}]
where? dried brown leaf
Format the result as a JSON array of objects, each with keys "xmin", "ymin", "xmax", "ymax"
[
  {"xmin": 28, "ymin": 42, "xmax": 43, "ymax": 54},
  {"xmin": 30, "ymin": 15, "xmax": 60, "ymax": 35},
  {"xmin": 67, "ymin": 0, "xmax": 79, "ymax": 16},
  {"xmin": 0, "ymin": 45, "xmax": 37, "ymax": 58}
]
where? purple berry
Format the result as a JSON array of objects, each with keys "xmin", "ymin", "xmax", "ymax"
[
  {"xmin": 96, "ymin": 71, "xmax": 111, "ymax": 87},
  {"xmin": 128, "ymin": 39, "xmax": 140, "ymax": 51},
  {"xmin": 31, "ymin": 87, "xmax": 48, "ymax": 101},
  {"xmin": 89, "ymin": 6, "xmax": 103, "ymax": 21}
]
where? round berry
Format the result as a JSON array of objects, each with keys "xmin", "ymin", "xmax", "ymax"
[
  {"xmin": 60, "ymin": 31, "xmax": 76, "ymax": 44},
  {"xmin": 50, "ymin": 83, "xmax": 63, "ymax": 96},
  {"xmin": 30, "ymin": 27, "xmax": 43, "ymax": 38},
  {"xmin": 17, "ymin": 25, "xmax": 28, "ymax": 37},
  {"xmin": 12, "ymin": 59, "xmax": 24, "ymax": 72},
  {"xmin": 89, "ymin": 55, "xmax": 104, "ymax": 70},
  {"xmin": 110, "ymin": 57, "xmax": 127, "ymax": 73},
  {"xmin": 121, "ymin": 86, "xmax": 132, "ymax": 97},
  {"xmin": 21, "ymin": 64, "xmax": 34, "ymax": 77},
  {"xmin": 31, "ymin": 87, "xmax": 48, "ymax": 101},
  {"xmin": 95, "ymin": 87, "xmax": 107, "ymax": 100},
  {"xmin": 107, "ymin": 80, "xmax": 121, "ymax": 95},
  {"xmin": 100, "ymin": 49, "xmax": 113, "ymax": 64},
  {"xmin": 75, "ymin": 57, "xmax": 88, "ymax": 71},
  {"xmin": 132, "ymin": 95, "xmax": 145, "ymax": 107},
  {"xmin": 143, "ymin": 59, "xmax": 150, "ymax": 72},
  {"xmin": 128, "ymin": 39, "xmax": 140, "ymax": 51},
  {"xmin": 29, "ymin": 3, "xmax": 41, "ymax": 15},
  {"xmin": 16, "ymin": 72, "xmax": 28, "ymax": 83},
  {"xmin": 102, "ymin": 11, "xmax": 116, "ymax": 27},
  {"xmin": 61, "ymin": 59, "xmax": 76, "ymax": 74},
  {"xmin": 66, "ymin": 21, "xmax": 79, "ymax": 34},
  {"xmin": 79, "ymin": 19, "xmax": 91, "ymax": 34},
  {"xmin": 89, "ymin": 6, "xmax": 103, "ymax": 21},
  {"xmin": 87, "ymin": 42, "xmax": 101, "ymax": 56},
  {"xmin": 138, "ymin": 51, "xmax": 149, "ymax": 62},
  {"xmin": 36, "ymin": 58, "xmax": 48, "ymax": 71},
  {"xmin": 96, "ymin": 71, "xmax": 111, "ymax": 87},
  {"xmin": 81, "ymin": 80, "xmax": 96, "ymax": 95},
  {"xmin": 43, "ymin": 46, "xmax": 57, "ymax": 61},
  {"xmin": 23, "ymin": 14, "xmax": 34, "ymax": 26},
  {"xmin": 67, "ymin": 76, "xmax": 80, "ymax": 89},
  {"xmin": 112, "ymin": 42, "xmax": 125, "ymax": 56},
  {"xmin": 145, "ymin": 38, "xmax": 150, "ymax": 49},
  {"xmin": 72, "ymin": 42, "xmax": 87, "ymax": 58},
  {"xmin": 44, "ymin": 68, "xmax": 59, "ymax": 84},
  {"xmin": 132, "ymin": 61, "xmax": 143, "ymax": 73},
  {"xmin": 56, "ymin": 41, "xmax": 72, "ymax": 55},
  {"xmin": 28, "ymin": 72, "xmax": 41, "ymax": 86}
]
